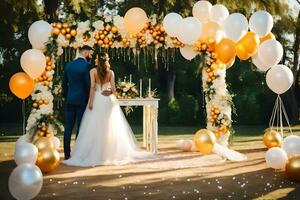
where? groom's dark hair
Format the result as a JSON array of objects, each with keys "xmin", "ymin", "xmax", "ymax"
[{"xmin": 79, "ymin": 45, "xmax": 94, "ymax": 52}]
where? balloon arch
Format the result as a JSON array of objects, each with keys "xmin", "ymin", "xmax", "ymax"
[{"xmin": 10, "ymin": 1, "xmax": 293, "ymax": 147}]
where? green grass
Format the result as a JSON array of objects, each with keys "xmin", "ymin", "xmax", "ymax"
[{"xmin": 1, "ymin": 123, "xmax": 299, "ymax": 141}]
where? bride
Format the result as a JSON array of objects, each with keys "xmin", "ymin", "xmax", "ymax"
[{"xmin": 64, "ymin": 52, "xmax": 153, "ymax": 167}]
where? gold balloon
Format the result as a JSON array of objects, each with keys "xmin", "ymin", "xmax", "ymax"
[
  {"xmin": 56, "ymin": 22, "xmax": 62, "ymax": 29},
  {"xmin": 62, "ymin": 22, "xmax": 69, "ymax": 28},
  {"xmin": 194, "ymin": 129, "xmax": 216, "ymax": 154},
  {"xmin": 238, "ymin": 32, "xmax": 259, "ymax": 55},
  {"xmin": 36, "ymin": 147, "xmax": 60, "ymax": 173},
  {"xmin": 61, "ymin": 28, "xmax": 66, "ymax": 35},
  {"xmin": 111, "ymin": 26, "xmax": 118, "ymax": 34},
  {"xmin": 65, "ymin": 33, "xmax": 71, "ymax": 40},
  {"xmin": 70, "ymin": 29, "xmax": 77, "ymax": 37},
  {"xmin": 286, "ymin": 155, "xmax": 300, "ymax": 181},
  {"xmin": 216, "ymin": 38, "xmax": 237, "ymax": 64},
  {"xmin": 263, "ymin": 129, "xmax": 282, "ymax": 148},
  {"xmin": 260, "ymin": 32, "xmax": 275, "ymax": 44},
  {"xmin": 34, "ymin": 137, "xmax": 54, "ymax": 151},
  {"xmin": 51, "ymin": 27, "xmax": 60, "ymax": 35},
  {"xmin": 225, "ymin": 58, "xmax": 235, "ymax": 69},
  {"xmin": 236, "ymin": 43, "xmax": 251, "ymax": 61}
]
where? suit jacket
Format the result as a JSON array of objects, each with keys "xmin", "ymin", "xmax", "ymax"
[{"xmin": 62, "ymin": 57, "xmax": 91, "ymax": 105}]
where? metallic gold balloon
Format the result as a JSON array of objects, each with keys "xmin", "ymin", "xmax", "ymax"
[
  {"xmin": 34, "ymin": 137, "xmax": 54, "ymax": 151},
  {"xmin": 286, "ymin": 155, "xmax": 300, "ymax": 181},
  {"xmin": 194, "ymin": 129, "xmax": 216, "ymax": 154},
  {"xmin": 263, "ymin": 129, "xmax": 282, "ymax": 148},
  {"xmin": 239, "ymin": 32, "xmax": 260, "ymax": 55},
  {"xmin": 260, "ymin": 32, "xmax": 275, "ymax": 44},
  {"xmin": 51, "ymin": 27, "xmax": 60, "ymax": 35},
  {"xmin": 70, "ymin": 29, "xmax": 77, "ymax": 37},
  {"xmin": 36, "ymin": 147, "xmax": 60, "ymax": 173}
]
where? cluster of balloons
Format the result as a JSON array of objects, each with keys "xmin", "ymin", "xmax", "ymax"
[
  {"xmin": 161, "ymin": 1, "xmax": 293, "ymax": 94},
  {"xmin": 9, "ymin": 139, "xmax": 41, "ymax": 200},
  {"xmin": 264, "ymin": 134, "xmax": 300, "ymax": 181},
  {"xmin": 9, "ymin": 20, "xmax": 50, "ymax": 100},
  {"xmin": 10, "ymin": 135, "xmax": 61, "ymax": 199},
  {"xmin": 176, "ymin": 129, "xmax": 217, "ymax": 155}
]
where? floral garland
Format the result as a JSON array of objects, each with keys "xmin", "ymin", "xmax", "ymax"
[
  {"xmin": 25, "ymin": 15, "xmax": 233, "ymax": 145},
  {"xmin": 194, "ymin": 39, "xmax": 233, "ymax": 145}
]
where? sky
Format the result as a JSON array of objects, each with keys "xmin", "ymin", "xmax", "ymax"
[{"xmin": 287, "ymin": 0, "xmax": 300, "ymax": 16}]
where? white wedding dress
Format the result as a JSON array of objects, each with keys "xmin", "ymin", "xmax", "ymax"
[{"xmin": 63, "ymin": 82, "xmax": 153, "ymax": 167}]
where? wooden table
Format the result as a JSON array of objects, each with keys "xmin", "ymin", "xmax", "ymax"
[{"xmin": 118, "ymin": 98, "xmax": 159, "ymax": 153}]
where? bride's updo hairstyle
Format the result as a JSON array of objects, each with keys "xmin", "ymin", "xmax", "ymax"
[{"xmin": 96, "ymin": 52, "xmax": 110, "ymax": 83}]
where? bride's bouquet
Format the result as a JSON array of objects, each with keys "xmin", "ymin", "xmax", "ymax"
[{"xmin": 115, "ymin": 80, "xmax": 139, "ymax": 99}]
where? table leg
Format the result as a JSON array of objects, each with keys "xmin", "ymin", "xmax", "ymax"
[
  {"xmin": 149, "ymin": 105, "xmax": 158, "ymax": 153},
  {"xmin": 143, "ymin": 106, "xmax": 146, "ymax": 148}
]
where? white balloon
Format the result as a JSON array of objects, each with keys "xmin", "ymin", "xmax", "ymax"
[
  {"xmin": 266, "ymin": 64, "xmax": 294, "ymax": 94},
  {"xmin": 249, "ymin": 11, "xmax": 273, "ymax": 38},
  {"xmin": 9, "ymin": 164, "xmax": 43, "ymax": 200},
  {"xmin": 14, "ymin": 143, "xmax": 38, "ymax": 165},
  {"xmin": 163, "ymin": 13, "xmax": 183, "ymax": 37},
  {"xmin": 51, "ymin": 136, "xmax": 61, "ymax": 149},
  {"xmin": 28, "ymin": 20, "xmax": 52, "ymax": 50},
  {"xmin": 177, "ymin": 17, "xmax": 203, "ymax": 45},
  {"xmin": 222, "ymin": 13, "xmax": 248, "ymax": 42},
  {"xmin": 181, "ymin": 139, "xmax": 193, "ymax": 151},
  {"xmin": 265, "ymin": 147, "xmax": 287, "ymax": 169},
  {"xmin": 16, "ymin": 135, "xmax": 30, "ymax": 147},
  {"xmin": 252, "ymin": 53, "xmax": 270, "ymax": 71},
  {"xmin": 176, "ymin": 139, "xmax": 185, "ymax": 148},
  {"xmin": 258, "ymin": 39, "xmax": 283, "ymax": 67},
  {"xmin": 210, "ymin": 4, "xmax": 229, "ymax": 24},
  {"xmin": 282, "ymin": 135, "xmax": 300, "ymax": 157},
  {"xmin": 192, "ymin": 1, "xmax": 212, "ymax": 23},
  {"xmin": 20, "ymin": 49, "xmax": 46, "ymax": 79},
  {"xmin": 180, "ymin": 46, "xmax": 199, "ymax": 60}
]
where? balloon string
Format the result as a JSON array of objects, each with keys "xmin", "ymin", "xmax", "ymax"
[
  {"xmin": 279, "ymin": 95, "xmax": 283, "ymax": 138},
  {"xmin": 278, "ymin": 96, "xmax": 293, "ymax": 135},
  {"xmin": 22, "ymin": 99, "xmax": 26, "ymax": 135},
  {"xmin": 269, "ymin": 95, "xmax": 279, "ymax": 129},
  {"xmin": 276, "ymin": 96, "xmax": 280, "ymax": 132}
]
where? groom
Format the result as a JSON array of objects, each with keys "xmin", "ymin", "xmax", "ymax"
[{"xmin": 62, "ymin": 45, "xmax": 93, "ymax": 160}]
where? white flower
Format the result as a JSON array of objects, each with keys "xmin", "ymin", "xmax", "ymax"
[
  {"xmin": 77, "ymin": 20, "xmax": 90, "ymax": 35},
  {"xmin": 145, "ymin": 31, "xmax": 154, "ymax": 44},
  {"xmin": 165, "ymin": 36, "xmax": 175, "ymax": 49},
  {"xmin": 104, "ymin": 15, "xmax": 112, "ymax": 23},
  {"xmin": 57, "ymin": 46, "xmax": 64, "ymax": 56},
  {"xmin": 150, "ymin": 14, "xmax": 157, "ymax": 25},
  {"xmin": 92, "ymin": 20, "xmax": 104, "ymax": 30},
  {"xmin": 56, "ymin": 34, "xmax": 69, "ymax": 47}
]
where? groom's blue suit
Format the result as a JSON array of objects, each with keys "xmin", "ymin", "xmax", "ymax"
[{"xmin": 62, "ymin": 57, "xmax": 91, "ymax": 158}]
